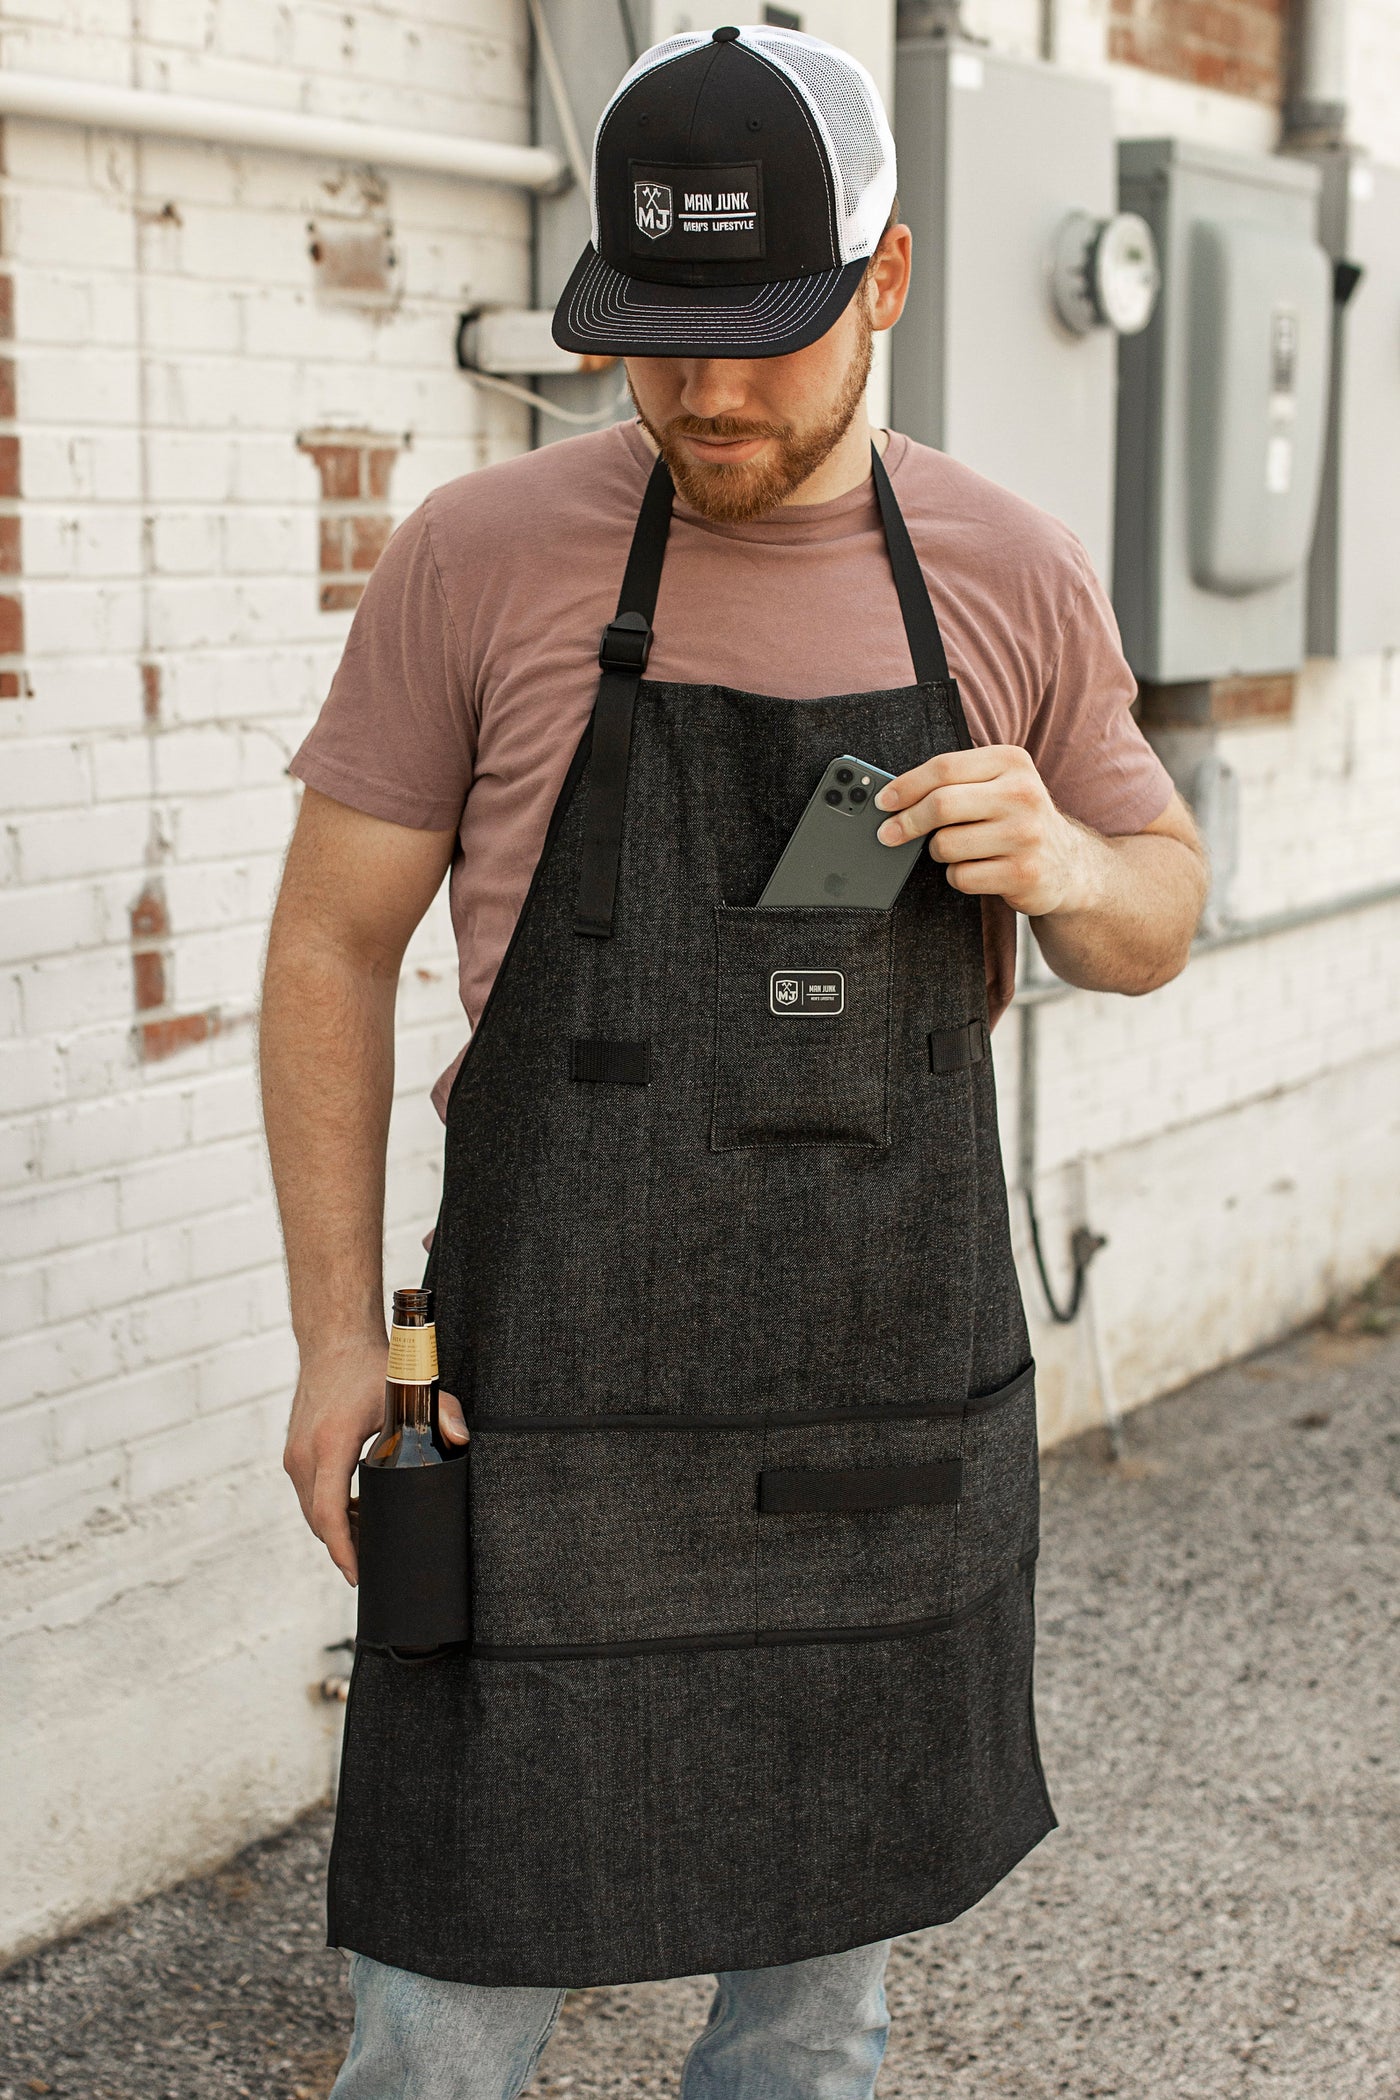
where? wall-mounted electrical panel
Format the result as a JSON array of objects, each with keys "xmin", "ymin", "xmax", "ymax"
[
  {"xmin": 892, "ymin": 41, "xmax": 1155, "ymax": 583},
  {"xmin": 1114, "ymin": 139, "xmax": 1332, "ymax": 683},
  {"xmin": 1291, "ymin": 147, "xmax": 1400, "ymax": 658}
]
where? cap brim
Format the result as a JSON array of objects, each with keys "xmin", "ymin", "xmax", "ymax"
[{"xmin": 552, "ymin": 246, "xmax": 868, "ymax": 360}]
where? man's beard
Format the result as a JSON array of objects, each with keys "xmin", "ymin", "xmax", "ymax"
[{"xmin": 629, "ymin": 298, "xmax": 874, "ymax": 525}]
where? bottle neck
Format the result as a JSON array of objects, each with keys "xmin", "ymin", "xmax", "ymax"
[{"xmin": 384, "ymin": 1378, "xmax": 435, "ymax": 1438}]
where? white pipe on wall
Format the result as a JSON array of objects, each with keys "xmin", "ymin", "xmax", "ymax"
[
  {"xmin": 1287, "ymin": 0, "xmax": 1350, "ymax": 139},
  {"xmin": 0, "ymin": 70, "xmax": 567, "ymax": 191}
]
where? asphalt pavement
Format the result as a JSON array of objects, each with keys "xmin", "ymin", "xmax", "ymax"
[{"xmin": 3, "ymin": 1266, "xmax": 1397, "ymax": 2100}]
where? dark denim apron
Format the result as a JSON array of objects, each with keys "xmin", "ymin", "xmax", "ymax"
[{"xmin": 326, "ymin": 444, "xmax": 1056, "ymax": 1988}]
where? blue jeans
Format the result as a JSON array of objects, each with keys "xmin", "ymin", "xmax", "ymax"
[{"xmin": 329, "ymin": 1939, "xmax": 892, "ymax": 2100}]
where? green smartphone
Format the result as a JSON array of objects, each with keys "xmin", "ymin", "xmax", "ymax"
[{"xmin": 756, "ymin": 754, "xmax": 923, "ymax": 909}]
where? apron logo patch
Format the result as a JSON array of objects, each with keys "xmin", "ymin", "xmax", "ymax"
[
  {"xmin": 634, "ymin": 182, "xmax": 673, "ymax": 238},
  {"xmin": 770, "ymin": 970, "xmax": 844, "ymax": 1015}
]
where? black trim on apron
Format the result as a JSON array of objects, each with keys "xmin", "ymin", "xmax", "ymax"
[{"xmin": 329, "ymin": 437, "xmax": 1055, "ymax": 1990}]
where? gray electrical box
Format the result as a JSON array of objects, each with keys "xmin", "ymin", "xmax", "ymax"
[
  {"xmin": 1114, "ymin": 138, "xmax": 1332, "ymax": 682},
  {"xmin": 892, "ymin": 41, "xmax": 1126, "ymax": 582},
  {"xmin": 1292, "ymin": 147, "xmax": 1400, "ymax": 657}
]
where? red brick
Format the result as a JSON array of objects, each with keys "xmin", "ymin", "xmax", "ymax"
[
  {"xmin": 0, "ymin": 436, "xmax": 19, "ymax": 498},
  {"xmin": 349, "ymin": 513, "xmax": 392, "ymax": 572},
  {"xmin": 130, "ymin": 883, "xmax": 169, "ymax": 941},
  {"xmin": 320, "ymin": 580, "xmax": 365, "ymax": 612},
  {"xmin": 301, "ymin": 441, "xmax": 362, "ymax": 500},
  {"xmin": 365, "ymin": 446, "xmax": 398, "ymax": 500},
  {"xmin": 140, "ymin": 661, "xmax": 161, "ymax": 721},
  {"xmin": 140, "ymin": 1011, "xmax": 214, "ymax": 1062},
  {"xmin": 0, "ymin": 360, "xmax": 14, "ymax": 422},
  {"xmin": 0, "ymin": 514, "xmax": 20, "ymax": 574},
  {"xmin": 0, "ymin": 593, "xmax": 23, "ymax": 653},
  {"xmin": 0, "ymin": 670, "xmax": 20, "ymax": 698},
  {"xmin": 132, "ymin": 949, "xmax": 166, "ymax": 1011},
  {"xmin": 0, "ymin": 277, "xmax": 12, "ymax": 342},
  {"xmin": 1110, "ymin": 0, "xmax": 1283, "ymax": 100},
  {"xmin": 318, "ymin": 515, "xmax": 348, "ymax": 573}
]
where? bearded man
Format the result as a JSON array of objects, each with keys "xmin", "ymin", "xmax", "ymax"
[{"xmin": 262, "ymin": 24, "xmax": 1206, "ymax": 2100}]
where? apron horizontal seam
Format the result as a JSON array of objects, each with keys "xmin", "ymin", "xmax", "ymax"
[
  {"xmin": 465, "ymin": 1549, "xmax": 1037, "ymax": 1661},
  {"xmin": 466, "ymin": 1359, "xmax": 1035, "ymax": 1434}
]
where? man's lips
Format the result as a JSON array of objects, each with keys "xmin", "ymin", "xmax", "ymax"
[{"xmin": 673, "ymin": 430, "xmax": 774, "ymax": 465}]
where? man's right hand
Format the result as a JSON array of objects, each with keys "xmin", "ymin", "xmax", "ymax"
[{"xmin": 283, "ymin": 1338, "xmax": 472, "ymax": 1585}]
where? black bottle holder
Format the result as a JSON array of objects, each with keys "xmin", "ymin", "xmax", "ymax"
[{"xmin": 354, "ymin": 1450, "xmax": 471, "ymax": 1654}]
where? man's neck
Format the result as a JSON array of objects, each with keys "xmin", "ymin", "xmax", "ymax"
[
  {"xmin": 782, "ymin": 402, "xmax": 887, "ymax": 506},
  {"xmin": 631, "ymin": 407, "xmax": 888, "ymax": 508}
]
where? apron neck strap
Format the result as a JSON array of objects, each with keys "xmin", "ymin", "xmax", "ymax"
[
  {"xmin": 575, "ymin": 439, "xmax": 958, "ymax": 941},
  {"xmin": 869, "ymin": 441, "xmax": 951, "ymax": 691},
  {"xmin": 574, "ymin": 454, "xmax": 675, "ymax": 939},
  {"xmin": 612, "ymin": 452, "xmax": 675, "ymax": 635}
]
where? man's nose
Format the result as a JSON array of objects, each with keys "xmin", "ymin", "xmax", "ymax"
[{"xmin": 675, "ymin": 359, "xmax": 756, "ymax": 422}]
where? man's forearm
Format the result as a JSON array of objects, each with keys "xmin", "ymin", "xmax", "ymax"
[
  {"xmin": 1030, "ymin": 823, "xmax": 1206, "ymax": 994},
  {"xmin": 259, "ymin": 926, "xmax": 396, "ymax": 1358}
]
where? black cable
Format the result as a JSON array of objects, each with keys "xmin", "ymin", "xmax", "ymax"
[{"xmin": 1025, "ymin": 1188, "xmax": 1106, "ymax": 1325}]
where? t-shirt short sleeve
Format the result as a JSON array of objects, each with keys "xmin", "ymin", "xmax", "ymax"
[
  {"xmin": 1026, "ymin": 557, "xmax": 1174, "ymax": 838},
  {"xmin": 286, "ymin": 502, "xmax": 476, "ymax": 832}
]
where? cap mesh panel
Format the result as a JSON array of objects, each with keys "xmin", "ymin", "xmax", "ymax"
[{"xmin": 739, "ymin": 29, "xmax": 896, "ymax": 264}]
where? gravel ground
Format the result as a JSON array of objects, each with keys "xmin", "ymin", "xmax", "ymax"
[{"xmin": 3, "ymin": 1278, "xmax": 1398, "ymax": 2100}]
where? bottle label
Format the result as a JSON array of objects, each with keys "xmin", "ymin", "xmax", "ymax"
[{"xmin": 387, "ymin": 1322, "xmax": 439, "ymax": 1383}]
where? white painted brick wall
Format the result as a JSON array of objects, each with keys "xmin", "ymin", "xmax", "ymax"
[{"xmin": 0, "ymin": 0, "xmax": 533, "ymax": 1962}]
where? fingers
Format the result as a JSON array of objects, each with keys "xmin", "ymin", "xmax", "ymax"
[
  {"xmin": 943, "ymin": 855, "xmax": 1032, "ymax": 897},
  {"xmin": 312, "ymin": 1460, "xmax": 359, "ymax": 1586},
  {"xmin": 873, "ymin": 744, "xmax": 1021, "ymax": 818},
  {"xmin": 877, "ymin": 781, "xmax": 1006, "ymax": 847},
  {"xmin": 438, "ymin": 1390, "xmax": 470, "ymax": 1445},
  {"xmin": 874, "ymin": 747, "xmax": 1044, "ymax": 848}
]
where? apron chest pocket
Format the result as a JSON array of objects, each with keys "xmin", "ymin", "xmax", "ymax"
[
  {"xmin": 711, "ymin": 904, "xmax": 895, "ymax": 1150},
  {"xmin": 354, "ymin": 1452, "xmax": 471, "ymax": 1655}
]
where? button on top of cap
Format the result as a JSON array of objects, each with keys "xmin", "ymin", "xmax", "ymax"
[{"xmin": 712, "ymin": 24, "xmax": 740, "ymax": 41}]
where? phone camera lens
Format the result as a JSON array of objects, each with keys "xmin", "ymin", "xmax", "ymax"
[
  {"xmin": 824, "ymin": 788, "xmax": 843, "ymax": 807},
  {"xmin": 849, "ymin": 785, "xmax": 868, "ymax": 805},
  {"xmin": 834, "ymin": 766, "xmax": 854, "ymax": 785}
]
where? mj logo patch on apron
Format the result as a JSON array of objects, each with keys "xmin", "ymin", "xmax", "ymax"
[{"xmin": 770, "ymin": 969, "xmax": 844, "ymax": 1014}]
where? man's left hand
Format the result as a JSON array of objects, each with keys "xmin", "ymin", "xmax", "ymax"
[{"xmin": 874, "ymin": 744, "xmax": 1091, "ymax": 919}]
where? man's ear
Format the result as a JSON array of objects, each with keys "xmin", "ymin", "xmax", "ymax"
[{"xmin": 869, "ymin": 223, "xmax": 913, "ymax": 334}]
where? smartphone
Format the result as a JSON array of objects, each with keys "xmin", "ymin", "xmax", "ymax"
[{"xmin": 756, "ymin": 755, "xmax": 922, "ymax": 909}]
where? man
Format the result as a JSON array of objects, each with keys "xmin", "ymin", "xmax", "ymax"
[{"xmin": 262, "ymin": 24, "xmax": 1206, "ymax": 2099}]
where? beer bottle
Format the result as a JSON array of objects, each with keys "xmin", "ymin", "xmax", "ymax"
[{"xmin": 364, "ymin": 1285, "xmax": 452, "ymax": 1468}]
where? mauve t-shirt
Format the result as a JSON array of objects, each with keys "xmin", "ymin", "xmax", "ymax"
[{"xmin": 287, "ymin": 420, "xmax": 1174, "ymax": 1121}]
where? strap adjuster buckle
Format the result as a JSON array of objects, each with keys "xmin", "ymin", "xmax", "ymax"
[{"xmin": 599, "ymin": 611, "xmax": 653, "ymax": 674}]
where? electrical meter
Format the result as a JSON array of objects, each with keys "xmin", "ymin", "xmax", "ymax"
[{"xmin": 1051, "ymin": 211, "xmax": 1160, "ymax": 336}]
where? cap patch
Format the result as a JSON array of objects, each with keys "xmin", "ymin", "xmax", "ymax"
[{"xmin": 628, "ymin": 161, "xmax": 764, "ymax": 261}]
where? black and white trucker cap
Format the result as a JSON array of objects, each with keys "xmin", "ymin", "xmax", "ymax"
[{"xmin": 551, "ymin": 23, "xmax": 897, "ymax": 361}]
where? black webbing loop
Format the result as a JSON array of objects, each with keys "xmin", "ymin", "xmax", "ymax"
[
  {"xmin": 870, "ymin": 443, "xmax": 973, "ymax": 749},
  {"xmin": 569, "ymin": 1037, "xmax": 651, "ymax": 1085},
  {"xmin": 573, "ymin": 456, "xmax": 675, "ymax": 939},
  {"xmin": 757, "ymin": 1459, "xmax": 963, "ymax": 1515},
  {"xmin": 927, "ymin": 1017, "xmax": 989, "ymax": 1075}
]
